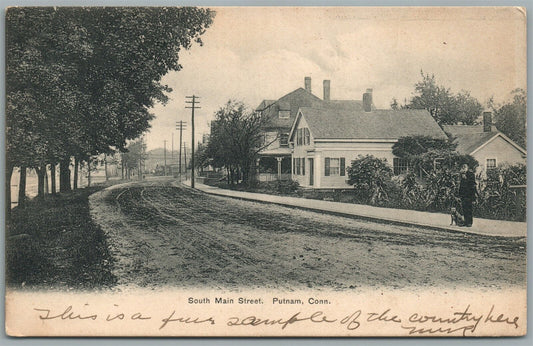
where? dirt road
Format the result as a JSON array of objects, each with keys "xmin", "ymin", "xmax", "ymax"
[{"xmin": 89, "ymin": 178, "xmax": 526, "ymax": 291}]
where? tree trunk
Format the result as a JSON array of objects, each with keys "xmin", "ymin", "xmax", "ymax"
[
  {"xmin": 6, "ymin": 162, "xmax": 14, "ymax": 219},
  {"xmin": 121, "ymin": 153, "xmax": 125, "ymax": 180},
  {"xmin": 88, "ymin": 160, "xmax": 91, "ymax": 187},
  {"xmin": 73, "ymin": 158, "xmax": 79, "ymax": 189},
  {"xmin": 105, "ymin": 155, "xmax": 109, "ymax": 181},
  {"xmin": 50, "ymin": 164, "xmax": 56, "ymax": 194},
  {"xmin": 44, "ymin": 166, "xmax": 49, "ymax": 194},
  {"xmin": 59, "ymin": 158, "xmax": 71, "ymax": 192},
  {"xmin": 18, "ymin": 166, "xmax": 27, "ymax": 207},
  {"xmin": 36, "ymin": 165, "xmax": 46, "ymax": 199}
]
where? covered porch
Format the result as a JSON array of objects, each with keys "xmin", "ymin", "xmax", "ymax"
[{"xmin": 257, "ymin": 148, "xmax": 292, "ymax": 181}]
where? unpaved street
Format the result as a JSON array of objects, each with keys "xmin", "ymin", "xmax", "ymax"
[{"xmin": 89, "ymin": 178, "xmax": 526, "ymax": 291}]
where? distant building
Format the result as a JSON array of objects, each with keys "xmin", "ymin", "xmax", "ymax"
[
  {"xmin": 443, "ymin": 112, "xmax": 527, "ymax": 175},
  {"xmin": 289, "ymin": 89, "xmax": 447, "ymax": 188}
]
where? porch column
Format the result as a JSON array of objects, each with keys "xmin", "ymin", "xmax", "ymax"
[{"xmin": 276, "ymin": 157, "xmax": 283, "ymax": 180}]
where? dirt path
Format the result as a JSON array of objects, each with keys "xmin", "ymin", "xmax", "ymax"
[{"xmin": 89, "ymin": 178, "xmax": 526, "ymax": 291}]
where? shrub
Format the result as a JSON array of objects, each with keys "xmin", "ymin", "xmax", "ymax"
[
  {"xmin": 413, "ymin": 149, "xmax": 478, "ymax": 174},
  {"xmin": 346, "ymin": 155, "xmax": 394, "ymax": 205},
  {"xmin": 476, "ymin": 163, "xmax": 526, "ymax": 221},
  {"xmin": 398, "ymin": 171, "xmax": 427, "ymax": 209},
  {"xmin": 275, "ymin": 179, "xmax": 300, "ymax": 194},
  {"xmin": 423, "ymin": 167, "xmax": 460, "ymax": 211}
]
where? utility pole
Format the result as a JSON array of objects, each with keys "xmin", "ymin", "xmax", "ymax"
[
  {"xmin": 171, "ymin": 132, "xmax": 174, "ymax": 161},
  {"xmin": 186, "ymin": 95, "xmax": 200, "ymax": 188},
  {"xmin": 176, "ymin": 120, "xmax": 187, "ymax": 181},
  {"xmin": 183, "ymin": 142, "xmax": 188, "ymax": 180},
  {"xmin": 163, "ymin": 140, "xmax": 167, "ymax": 176}
]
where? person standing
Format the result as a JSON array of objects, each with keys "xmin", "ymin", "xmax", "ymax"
[{"xmin": 458, "ymin": 163, "xmax": 478, "ymax": 227}]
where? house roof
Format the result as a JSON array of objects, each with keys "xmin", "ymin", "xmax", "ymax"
[
  {"xmin": 256, "ymin": 85, "xmax": 372, "ymax": 131},
  {"xmin": 258, "ymin": 88, "xmax": 323, "ymax": 129},
  {"xmin": 293, "ymin": 106, "xmax": 447, "ymax": 141},
  {"xmin": 442, "ymin": 125, "xmax": 526, "ymax": 155},
  {"xmin": 255, "ymin": 99, "xmax": 276, "ymax": 111}
]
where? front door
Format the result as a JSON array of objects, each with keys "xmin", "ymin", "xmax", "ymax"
[{"xmin": 308, "ymin": 158, "xmax": 314, "ymax": 186}]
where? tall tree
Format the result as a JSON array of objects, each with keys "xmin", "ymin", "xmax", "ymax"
[
  {"xmin": 6, "ymin": 7, "xmax": 214, "ymax": 202},
  {"xmin": 206, "ymin": 101, "xmax": 268, "ymax": 184},
  {"xmin": 492, "ymin": 88, "xmax": 526, "ymax": 149},
  {"xmin": 405, "ymin": 70, "xmax": 483, "ymax": 125},
  {"xmin": 121, "ymin": 140, "xmax": 147, "ymax": 179}
]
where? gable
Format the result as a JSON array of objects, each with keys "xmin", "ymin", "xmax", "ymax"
[
  {"xmin": 452, "ymin": 132, "xmax": 499, "ymax": 155},
  {"xmin": 446, "ymin": 125, "xmax": 527, "ymax": 156},
  {"xmin": 473, "ymin": 135, "xmax": 527, "ymax": 164},
  {"xmin": 471, "ymin": 133, "xmax": 527, "ymax": 156},
  {"xmin": 259, "ymin": 88, "xmax": 322, "ymax": 129}
]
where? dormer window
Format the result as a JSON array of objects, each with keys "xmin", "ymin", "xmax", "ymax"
[{"xmin": 279, "ymin": 110, "xmax": 290, "ymax": 119}]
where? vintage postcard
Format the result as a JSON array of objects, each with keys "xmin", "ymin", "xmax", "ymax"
[{"xmin": 4, "ymin": 6, "xmax": 527, "ymax": 337}]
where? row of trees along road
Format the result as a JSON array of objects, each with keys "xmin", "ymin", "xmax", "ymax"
[
  {"xmin": 6, "ymin": 7, "xmax": 214, "ymax": 215},
  {"xmin": 391, "ymin": 71, "xmax": 526, "ymax": 150}
]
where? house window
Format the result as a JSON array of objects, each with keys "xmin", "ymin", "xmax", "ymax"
[
  {"xmin": 295, "ymin": 157, "xmax": 300, "ymax": 175},
  {"xmin": 324, "ymin": 157, "xmax": 345, "ymax": 176},
  {"xmin": 301, "ymin": 158, "xmax": 305, "ymax": 176},
  {"xmin": 486, "ymin": 158, "xmax": 497, "ymax": 170},
  {"xmin": 280, "ymin": 133, "xmax": 289, "ymax": 147},
  {"xmin": 393, "ymin": 158, "xmax": 410, "ymax": 175},
  {"xmin": 279, "ymin": 110, "xmax": 290, "ymax": 119},
  {"xmin": 304, "ymin": 128, "xmax": 310, "ymax": 145}
]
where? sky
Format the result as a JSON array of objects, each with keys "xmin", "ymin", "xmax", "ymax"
[{"xmin": 145, "ymin": 6, "xmax": 526, "ymax": 151}]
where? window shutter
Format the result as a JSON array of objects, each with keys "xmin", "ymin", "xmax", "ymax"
[
  {"xmin": 293, "ymin": 158, "xmax": 295, "ymax": 174},
  {"xmin": 325, "ymin": 157, "xmax": 330, "ymax": 176},
  {"xmin": 302, "ymin": 158, "xmax": 305, "ymax": 175},
  {"xmin": 340, "ymin": 158, "xmax": 345, "ymax": 176}
]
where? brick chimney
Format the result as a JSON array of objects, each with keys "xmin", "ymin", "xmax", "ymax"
[
  {"xmin": 304, "ymin": 77, "xmax": 312, "ymax": 93},
  {"xmin": 363, "ymin": 88, "xmax": 373, "ymax": 112},
  {"xmin": 323, "ymin": 80, "xmax": 330, "ymax": 101},
  {"xmin": 483, "ymin": 111, "xmax": 492, "ymax": 132}
]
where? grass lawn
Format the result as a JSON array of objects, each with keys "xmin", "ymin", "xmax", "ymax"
[{"xmin": 6, "ymin": 184, "xmax": 117, "ymax": 290}]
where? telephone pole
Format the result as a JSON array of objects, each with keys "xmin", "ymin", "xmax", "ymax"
[
  {"xmin": 171, "ymin": 132, "xmax": 174, "ymax": 161},
  {"xmin": 185, "ymin": 95, "xmax": 200, "ymax": 188},
  {"xmin": 163, "ymin": 140, "xmax": 167, "ymax": 176},
  {"xmin": 183, "ymin": 142, "xmax": 188, "ymax": 180},
  {"xmin": 176, "ymin": 120, "xmax": 187, "ymax": 180}
]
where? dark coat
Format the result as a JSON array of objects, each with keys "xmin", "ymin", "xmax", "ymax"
[{"xmin": 458, "ymin": 170, "xmax": 477, "ymax": 199}]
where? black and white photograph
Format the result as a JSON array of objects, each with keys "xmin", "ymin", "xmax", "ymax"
[{"xmin": 4, "ymin": 6, "xmax": 527, "ymax": 337}]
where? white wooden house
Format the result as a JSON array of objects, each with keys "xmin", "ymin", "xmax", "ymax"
[{"xmin": 288, "ymin": 90, "xmax": 448, "ymax": 188}]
